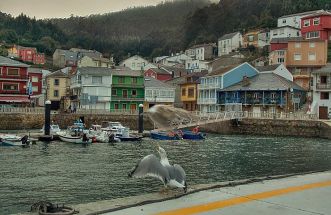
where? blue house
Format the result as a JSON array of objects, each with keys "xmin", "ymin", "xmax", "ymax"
[
  {"xmin": 198, "ymin": 62, "xmax": 259, "ymax": 113},
  {"xmin": 218, "ymin": 70, "xmax": 306, "ymax": 114}
]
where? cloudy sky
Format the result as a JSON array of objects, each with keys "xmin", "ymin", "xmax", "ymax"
[{"xmin": 0, "ymin": 0, "xmax": 164, "ymax": 19}]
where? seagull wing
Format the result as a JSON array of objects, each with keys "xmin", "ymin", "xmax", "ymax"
[
  {"xmin": 166, "ymin": 164, "xmax": 186, "ymax": 188},
  {"xmin": 129, "ymin": 154, "xmax": 170, "ymax": 184},
  {"xmin": 173, "ymin": 164, "xmax": 186, "ymax": 184}
]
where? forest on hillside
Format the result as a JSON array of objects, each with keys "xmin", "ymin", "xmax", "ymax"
[{"xmin": 0, "ymin": 0, "xmax": 330, "ymax": 63}]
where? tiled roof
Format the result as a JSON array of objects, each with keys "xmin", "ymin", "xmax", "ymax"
[
  {"xmin": 220, "ymin": 73, "xmax": 304, "ymax": 92},
  {"xmin": 0, "ymin": 56, "xmax": 30, "ymax": 67},
  {"xmin": 78, "ymin": 67, "xmax": 112, "ymax": 75},
  {"xmin": 279, "ymin": 10, "xmax": 323, "ymax": 18},
  {"xmin": 207, "ymin": 65, "xmax": 239, "ymax": 77},
  {"xmin": 271, "ymin": 25, "xmax": 300, "ymax": 30},
  {"xmin": 219, "ymin": 32, "xmax": 240, "ymax": 40},
  {"xmin": 112, "ymin": 67, "xmax": 142, "ymax": 77},
  {"xmin": 302, "ymin": 10, "xmax": 331, "ymax": 19},
  {"xmin": 144, "ymin": 77, "xmax": 173, "ymax": 88},
  {"xmin": 188, "ymin": 43, "xmax": 216, "ymax": 50},
  {"xmin": 91, "ymin": 56, "xmax": 111, "ymax": 63},
  {"xmin": 270, "ymin": 37, "xmax": 292, "ymax": 44},
  {"xmin": 312, "ymin": 64, "xmax": 331, "ymax": 74},
  {"xmin": 256, "ymin": 64, "xmax": 280, "ymax": 72},
  {"xmin": 148, "ymin": 68, "xmax": 171, "ymax": 75},
  {"xmin": 46, "ymin": 70, "xmax": 68, "ymax": 78},
  {"xmin": 27, "ymin": 67, "xmax": 43, "ymax": 73}
]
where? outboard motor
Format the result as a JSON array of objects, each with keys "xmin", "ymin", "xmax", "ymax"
[
  {"xmin": 108, "ymin": 133, "xmax": 115, "ymax": 145},
  {"xmin": 21, "ymin": 135, "xmax": 29, "ymax": 146}
]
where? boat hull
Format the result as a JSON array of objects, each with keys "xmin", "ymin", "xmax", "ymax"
[
  {"xmin": 118, "ymin": 136, "xmax": 142, "ymax": 142},
  {"xmin": 58, "ymin": 134, "xmax": 83, "ymax": 144},
  {"xmin": 150, "ymin": 132, "xmax": 181, "ymax": 140},
  {"xmin": 182, "ymin": 131, "xmax": 206, "ymax": 140}
]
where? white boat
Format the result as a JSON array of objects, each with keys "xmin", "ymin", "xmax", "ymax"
[
  {"xmin": 0, "ymin": 134, "xmax": 22, "ymax": 142},
  {"xmin": 101, "ymin": 121, "xmax": 125, "ymax": 132},
  {"xmin": 88, "ymin": 125, "xmax": 120, "ymax": 143},
  {"xmin": 57, "ymin": 131, "xmax": 84, "ymax": 144},
  {"xmin": 40, "ymin": 124, "xmax": 61, "ymax": 135}
]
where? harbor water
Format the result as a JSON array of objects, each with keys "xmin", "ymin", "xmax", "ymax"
[{"xmin": 1, "ymin": 134, "xmax": 331, "ymax": 214}]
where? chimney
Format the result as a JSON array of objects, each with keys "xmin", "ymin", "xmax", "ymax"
[{"xmin": 242, "ymin": 75, "xmax": 250, "ymax": 87}]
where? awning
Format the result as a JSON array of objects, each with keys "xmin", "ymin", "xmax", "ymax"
[{"xmin": 0, "ymin": 96, "xmax": 30, "ymax": 103}]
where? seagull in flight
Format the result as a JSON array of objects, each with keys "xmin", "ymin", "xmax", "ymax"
[{"xmin": 128, "ymin": 146, "xmax": 187, "ymax": 193}]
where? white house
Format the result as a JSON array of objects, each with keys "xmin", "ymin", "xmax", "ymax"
[
  {"xmin": 185, "ymin": 43, "xmax": 215, "ymax": 61},
  {"xmin": 277, "ymin": 10, "xmax": 323, "ymax": 29},
  {"xmin": 256, "ymin": 64, "xmax": 293, "ymax": 81},
  {"xmin": 70, "ymin": 67, "xmax": 113, "ymax": 110},
  {"xmin": 185, "ymin": 59, "xmax": 210, "ymax": 73},
  {"xmin": 311, "ymin": 64, "xmax": 331, "ymax": 119},
  {"xmin": 218, "ymin": 32, "xmax": 243, "ymax": 56},
  {"xmin": 144, "ymin": 77, "xmax": 175, "ymax": 110},
  {"xmin": 157, "ymin": 54, "xmax": 192, "ymax": 67},
  {"xmin": 119, "ymin": 55, "xmax": 149, "ymax": 71},
  {"xmin": 257, "ymin": 30, "xmax": 271, "ymax": 48},
  {"xmin": 270, "ymin": 26, "xmax": 301, "ymax": 41}
]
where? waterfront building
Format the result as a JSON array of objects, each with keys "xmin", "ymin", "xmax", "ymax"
[
  {"xmin": 119, "ymin": 55, "xmax": 149, "ymax": 71},
  {"xmin": 110, "ymin": 68, "xmax": 144, "ymax": 112},
  {"xmin": 277, "ymin": 10, "xmax": 323, "ymax": 29},
  {"xmin": 70, "ymin": 67, "xmax": 112, "ymax": 110},
  {"xmin": 27, "ymin": 68, "xmax": 43, "ymax": 106},
  {"xmin": 0, "ymin": 56, "xmax": 31, "ymax": 106},
  {"xmin": 185, "ymin": 43, "xmax": 216, "ymax": 61},
  {"xmin": 45, "ymin": 70, "xmax": 70, "ymax": 110},
  {"xmin": 301, "ymin": 10, "xmax": 331, "ymax": 41},
  {"xmin": 165, "ymin": 76, "xmax": 187, "ymax": 108},
  {"xmin": 218, "ymin": 32, "xmax": 243, "ymax": 56},
  {"xmin": 198, "ymin": 63, "xmax": 259, "ymax": 113},
  {"xmin": 144, "ymin": 77, "xmax": 175, "ymax": 110},
  {"xmin": 77, "ymin": 55, "xmax": 113, "ymax": 68},
  {"xmin": 218, "ymin": 70, "xmax": 306, "ymax": 114},
  {"xmin": 180, "ymin": 71, "xmax": 207, "ymax": 111},
  {"xmin": 311, "ymin": 64, "xmax": 331, "ymax": 119},
  {"xmin": 286, "ymin": 38, "xmax": 328, "ymax": 90}
]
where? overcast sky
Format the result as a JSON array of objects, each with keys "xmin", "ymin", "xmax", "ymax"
[{"xmin": 0, "ymin": 0, "xmax": 164, "ymax": 19}]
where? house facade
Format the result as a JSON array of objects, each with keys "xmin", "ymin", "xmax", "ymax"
[
  {"xmin": 144, "ymin": 77, "xmax": 175, "ymax": 110},
  {"xmin": 144, "ymin": 67, "xmax": 172, "ymax": 81},
  {"xmin": 8, "ymin": 45, "xmax": 45, "ymax": 65},
  {"xmin": 157, "ymin": 54, "xmax": 192, "ymax": 67},
  {"xmin": 270, "ymin": 26, "xmax": 301, "ymax": 41},
  {"xmin": 70, "ymin": 67, "xmax": 113, "ymax": 110},
  {"xmin": 286, "ymin": 39, "xmax": 328, "ymax": 90},
  {"xmin": 165, "ymin": 76, "xmax": 186, "ymax": 108},
  {"xmin": 185, "ymin": 43, "xmax": 215, "ymax": 60},
  {"xmin": 277, "ymin": 10, "xmax": 323, "ymax": 29},
  {"xmin": 301, "ymin": 10, "xmax": 331, "ymax": 41},
  {"xmin": 185, "ymin": 59, "xmax": 210, "ymax": 73},
  {"xmin": 218, "ymin": 32, "xmax": 243, "ymax": 56},
  {"xmin": 180, "ymin": 72, "xmax": 206, "ymax": 111},
  {"xmin": 257, "ymin": 30, "xmax": 271, "ymax": 48},
  {"xmin": 198, "ymin": 63, "xmax": 259, "ymax": 113},
  {"xmin": 119, "ymin": 55, "xmax": 149, "ymax": 71},
  {"xmin": 78, "ymin": 56, "xmax": 112, "ymax": 68},
  {"xmin": 27, "ymin": 68, "xmax": 43, "ymax": 106},
  {"xmin": 311, "ymin": 64, "xmax": 331, "ymax": 119},
  {"xmin": 53, "ymin": 49, "xmax": 79, "ymax": 68},
  {"xmin": 45, "ymin": 70, "xmax": 70, "ymax": 110},
  {"xmin": 0, "ymin": 56, "xmax": 31, "ymax": 106},
  {"xmin": 269, "ymin": 49, "xmax": 287, "ymax": 65},
  {"xmin": 110, "ymin": 68, "xmax": 144, "ymax": 112}
]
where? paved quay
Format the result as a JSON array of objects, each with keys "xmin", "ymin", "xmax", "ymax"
[{"xmin": 100, "ymin": 171, "xmax": 331, "ymax": 215}]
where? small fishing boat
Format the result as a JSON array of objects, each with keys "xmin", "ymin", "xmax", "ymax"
[
  {"xmin": 40, "ymin": 124, "xmax": 61, "ymax": 135},
  {"xmin": 117, "ymin": 127, "xmax": 142, "ymax": 142},
  {"xmin": 0, "ymin": 135, "xmax": 30, "ymax": 147},
  {"xmin": 180, "ymin": 130, "xmax": 206, "ymax": 140},
  {"xmin": 88, "ymin": 125, "xmax": 120, "ymax": 143},
  {"xmin": 101, "ymin": 121, "xmax": 125, "ymax": 133},
  {"xmin": 0, "ymin": 134, "xmax": 22, "ymax": 142},
  {"xmin": 150, "ymin": 131, "xmax": 182, "ymax": 140}
]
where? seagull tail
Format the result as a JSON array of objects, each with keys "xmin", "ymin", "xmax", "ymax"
[{"xmin": 184, "ymin": 181, "xmax": 188, "ymax": 193}]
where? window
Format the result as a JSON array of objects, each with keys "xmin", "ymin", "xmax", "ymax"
[
  {"xmin": 92, "ymin": 76, "xmax": 102, "ymax": 84},
  {"xmin": 54, "ymin": 79, "xmax": 59, "ymax": 86},
  {"xmin": 309, "ymin": 42, "xmax": 315, "ymax": 48},
  {"xmin": 32, "ymin": 86, "xmax": 38, "ymax": 92},
  {"xmin": 131, "ymin": 77, "xmax": 137, "ymax": 84},
  {"xmin": 188, "ymin": 88, "xmax": 194, "ymax": 98},
  {"xmin": 32, "ymin": 76, "xmax": 38, "ymax": 82},
  {"xmin": 306, "ymin": 31, "xmax": 320, "ymax": 39},
  {"xmin": 253, "ymin": 93, "xmax": 259, "ymax": 99},
  {"xmin": 303, "ymin": 20, "xmax": 310, "ymax": 27},
  {"xmin": 313, "ymin": 18, "xmax": 320, "ymax": 25},
  {"xmin": 248, "ymin": 35, "xmax": 254, "ymax": 42},
  {"xmin": 132, "ymin": 62, "xmax": 135, "ymax": 68},
  {"xmin": 182, "ymin": 88, "xmax": 186, "ymax": 96},
  {"xmin": 320, "ymin": 76, "xmax": 327, "ymax": 84},
  {"xmin": 308, "ymin": 52, "xmax": 316, "ymax": 61},
  {"xmin": 294, "ymin": 53, "xmax": 302, "ymax": 61},
  {"xmin": 280, "ymin": 29, "xmax": 285, "ymax": 35},
  {"xmin": 118, "ymin": 77, "xmax": 124, "ymax": 83},
  {"xmin": 3, "ymin": 83, "xmax": 18, "ymax": 91},
  {"xmin": 320, "ymin": 92, "xmax": 329, "ymax": 100},
  {"xmin": 295, "ymin": 42, "xmax": 301, "ymax": 48},
  {"xmin": 277, "ymin": 58, "xmax": 285, "ymax": 63},
  {"xmin": 122, "ymin": 90, "xmax": 128, "ymax": 98},
  {"xmin": 114, "ymin": 103, "xmax": 119, "ymax": 109},
  {"xmin": 132, "ymin": 89, "xmax": 137, "ymax": 96},
  {"xmin": 54, "ymin": 90, "xmax": 59, "ymax": 97},
  {"xmin": 112, "ymin": 89, "xmax": 117, "ymax": 96},
  {"xmin": 277, "ymin": 50, "xmax": 285, "ymax": 56},
  {"xmin": 282, "ymin": 19, "xmax": 286, "ymax": 24},
  {"xmin": 271, "ymin": 93, "xmax": 276, "ymax": 99},
  {"xmin": 122, "ymin": 104, "xmax": 127, "ymax": 109},
  {"xmin": 7, "ymin": 68, "xmax": 19, "ymax": 76}
]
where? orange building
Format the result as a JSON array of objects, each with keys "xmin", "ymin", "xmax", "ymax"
[{"xmin": 286, "ymin": 38, "xmax": 328, "ymax": 90}]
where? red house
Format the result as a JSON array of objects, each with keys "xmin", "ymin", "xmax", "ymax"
[
  {"xmin": 0, "ymin": 56, "xmax": 31, "ymax": 106},
  {"xmin": 301, "ymin": 10, "xmax": 331, "ymax": 41},
  {"xmin": 144, "ymin": 68, "xmax": 172, "ymax": 81},
  {"xmin": 270, "ymin": 38, "xmax": 290, "ymax": 52},
  {"xmin": 33, "ymin": 53, "xmax": 46, "ymax": 65},
  {"xmin": 16, "ymin": 46, "xmax": 46, "ymax": 65}
]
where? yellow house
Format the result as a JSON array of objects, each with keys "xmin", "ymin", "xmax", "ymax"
[
  {"xmin": 180, "ymin": 72, "xmax": 207, "ymax": 111},
  {"xmin": 78, "ymin": 55, "xmax": 113, "ymax": 68},
  {"xmin": 7, "ymin": 45, "xmax": 19, "ymax": 58},
  {"xmin": 45, "ymin": 70, "xmax": 70, "ymax": 110}
]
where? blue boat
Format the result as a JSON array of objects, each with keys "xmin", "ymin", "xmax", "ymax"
[
  {"xmin": 180, "ymin": 130, "xmax": 206, "ymax": 140},
  {"xmin": 150, "ymin": 131, "xmax": 181, "ymax": 140}
]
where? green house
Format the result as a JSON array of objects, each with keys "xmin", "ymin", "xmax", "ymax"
[{"xmin": 110, "ymin": 68, "xmax": 144, "ymax": 112}]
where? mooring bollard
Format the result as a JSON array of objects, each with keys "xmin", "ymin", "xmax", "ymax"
[
  {"xmin": 138, "ymin": 104, "xmax": 144, "ymax": 134},
  {"xmin": 45, "ymin": 100, "xmax": 51, "ymax": 136}
]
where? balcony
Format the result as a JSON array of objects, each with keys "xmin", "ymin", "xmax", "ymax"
[
  {"xmin": 198, "ymin": 84, "xmax": 219, "ymax": 90},
  {"xmin": 0, "ymin": 75, "xmax": 29, "ymax": 81},
  {"xmin": 111, "ymin": 96, "xmax": 144, "ymax": 101},
  {"xmin": 316, "ymin": 83, "xmax": 331, "ymax": 90},
  {"xmin": 219, "ymin": 97, "xmax": 286, "ymax": 106},
  {"xmin": 112, "ymin": 83, "xmax": 144, "ymax": 88},
  {"xmin": 197, "ymin": 98, "xmax": 217, "ymax": 104}
]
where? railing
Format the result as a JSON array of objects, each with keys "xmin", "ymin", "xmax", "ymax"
[
  {"xmin": 316, "ymin": 83, "xmax": 331, "ymax": 90},
  {"xmin": 76, "ymin": 109, "xmax": 138, "ymax": 115},
  {"xmin": 0, "ymin": 107, "xmax": 44, "ymax": 114},
  {"xmin": 197, "ymin": 98, "xmax": 217, "ymax": 104},
  {"xmin": 0, "ymin": 75, "xmax": 29, "ymax": 80}
]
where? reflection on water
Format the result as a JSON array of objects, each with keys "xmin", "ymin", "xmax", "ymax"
[{"xmin": 0, "ymin": 134, "xmax": 331, "ymax": 214}]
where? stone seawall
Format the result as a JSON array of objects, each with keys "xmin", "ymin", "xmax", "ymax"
[
  {"xmin": 0, "ymin": 113, "xmax": 154, "ymax": 131},
  {"xmin": 200, "ymin": 119, "xmax": 329, "ymax": 139}
]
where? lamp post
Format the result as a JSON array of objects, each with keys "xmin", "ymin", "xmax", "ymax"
[
  {"xmin": 44, "ymin": 100, "xmax": 51, "ymax": 136},
  {"xmin": 138, "ymin": 104, "xmax": 144, "ymax": 134}
]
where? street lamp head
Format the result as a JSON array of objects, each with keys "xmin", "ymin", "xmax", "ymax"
[
  {"xmin": 139, "ymin": 104, "xmax": 144, "ymax": 108},
  {"xmin": 45, "ymin": 100, "xmax": 51, "ymax": 105}
]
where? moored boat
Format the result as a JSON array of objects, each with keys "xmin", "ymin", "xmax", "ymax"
[
  {"xmin": 180, "ymin": 130, "xmax": 206, "ymax": 140},
  {"xmin": 117, "ymin": 127, "xmax": 142, "ymax": 142},
  {"xmin": 150, "ymin": 131, "xmax": 182, "ymax": 140}
]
